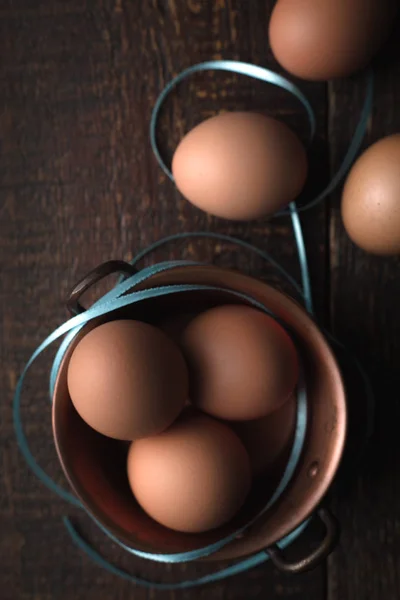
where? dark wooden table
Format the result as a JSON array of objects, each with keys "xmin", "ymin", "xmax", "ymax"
[{"xmin": 1, "ymin": 2, "xmax": 400, "ymax": 599}]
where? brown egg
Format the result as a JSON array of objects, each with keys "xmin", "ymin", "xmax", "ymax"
[
  {"xmin": 341, "ymin": 134, "xmax": 400, "ymax": 255},
  {"xmin": 269, "ymin": 0, "xmax": 398, "ymax": 80},
  {"xmin": 181, "ymin": 305, "xmax": 299, "ymax": 420},
  {"xmin": 67, "ymin": 320, "xmax": 188, "ymax": 440},
  {"xmin": 231, "ymin": 393, "xmax": 297, "ymax": 477},
  {"xmin": 172, "ymin": 112, "xmax": 307, "ymax": 220},
  {"xmin": 127, "ymin": 412, "xmax": 251, "ymax": 533}
]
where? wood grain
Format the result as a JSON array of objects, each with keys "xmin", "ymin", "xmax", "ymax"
[
  {"xmin": 327, "ymin": 20, "xmax": 400, "ymax": 600},
  {"xmin": 1, "ymin": 1, "xmax": 330, "ymax": 598}
]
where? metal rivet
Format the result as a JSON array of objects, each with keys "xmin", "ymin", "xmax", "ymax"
[{"xmin": 308, "ymin": 461, "xmax": 319, "ymax": 478}]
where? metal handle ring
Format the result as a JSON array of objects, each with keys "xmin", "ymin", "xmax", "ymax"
[
  {"xmin": 66, "ymin": 260, "xmax": 137, "ymax": 316},
  {"xmin": 266, "ymin": 508, "xmax": 339, "ymax": 574}
]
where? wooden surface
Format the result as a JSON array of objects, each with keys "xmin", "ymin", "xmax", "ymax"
[{"xmin": 0, "ymin": 1, "xmax": 398, "ymax": 599}]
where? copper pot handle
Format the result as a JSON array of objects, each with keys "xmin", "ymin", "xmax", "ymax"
[
  {"xmin": 266, "ymin": 508, "xmax": 339, "ymax": 574},
  {"xmin": 66, "ymin": 260, "xmax": 137, "ymax": 316}
]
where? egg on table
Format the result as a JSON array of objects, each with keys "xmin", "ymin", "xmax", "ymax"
[
  {"xmin": 127, "ymin": 411, "xmax": 251, "ymax": 533},
  {"xmin": 67, "ymin": 319, "xmax": 188, "ymax": 440},
  {"xmin": 341, "ymin": 134, "xmax": 400, "ymax": 255},
  {"xmin": 181, "ymin": 305, "xmax": 299, "ymax": 421},
  {"xmin": 172, "ymin": 111, "xmax": 307, "ymax": 220},
  {"xmin": 269, "ymin": 0, "xmax": 398, "ymax": 80}
]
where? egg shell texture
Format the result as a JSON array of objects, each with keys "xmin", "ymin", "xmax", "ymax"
[
  {"xmin": 269, "ymin": 0, "xmax": 398, "ymax": 80},
  {"xmin": 172, "ymin": 111, "xmax": 307, "ymax": 220},
  {"xmin": 341, "ymin": 134, "xmax": 400, "ymax": 255},
  {"xmin": 67, "ymin": 319, "xmax": 188, "ymax": 440},
  {"xmin": 181, "ymin": 305, "xmax": 299, "ymax": 420},
  {"xmin": 127, "ymin": 412, "xmax": 252, "ymax": 533}
]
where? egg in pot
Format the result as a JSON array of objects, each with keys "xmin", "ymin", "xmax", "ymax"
[
  {"xmin": 67, "ymin": 319, "xmax": 188, "ymax": 440},
  {"xmin": 181, "ymin": 305, "xmax": 299, "ymax": 421},
  {"xmin": 127, "ymin": 411, "xmax": 251, "ymax": 533},
  {"xmin": 231, "ymin": 393, "xmax": 297, "ymax": 477}
]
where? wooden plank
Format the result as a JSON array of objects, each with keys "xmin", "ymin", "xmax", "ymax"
[
  {"xmin": 327, "ymin": 21, "xmax": 400, "ymax": 600},
  {"xmin": 0, "ymin": 1, "xmax": 329, "ymax": 598}
]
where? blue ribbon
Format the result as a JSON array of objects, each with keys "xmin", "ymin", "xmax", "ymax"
[
  {"xmin": 150, "ymin": 59, "xmax": 373, "ymax": 215},
  {"xmin": 150, "ymin": 60, "xmax": 316, "ymax": 180},
  {"xmin": 63, "ymin": 516, "xmax": 310, "ymax": 590}
]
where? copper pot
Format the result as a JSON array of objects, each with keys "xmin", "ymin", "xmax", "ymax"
[{"xmin": 53, "ymin": 261, "xmax": 346, "ymax": 573}]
